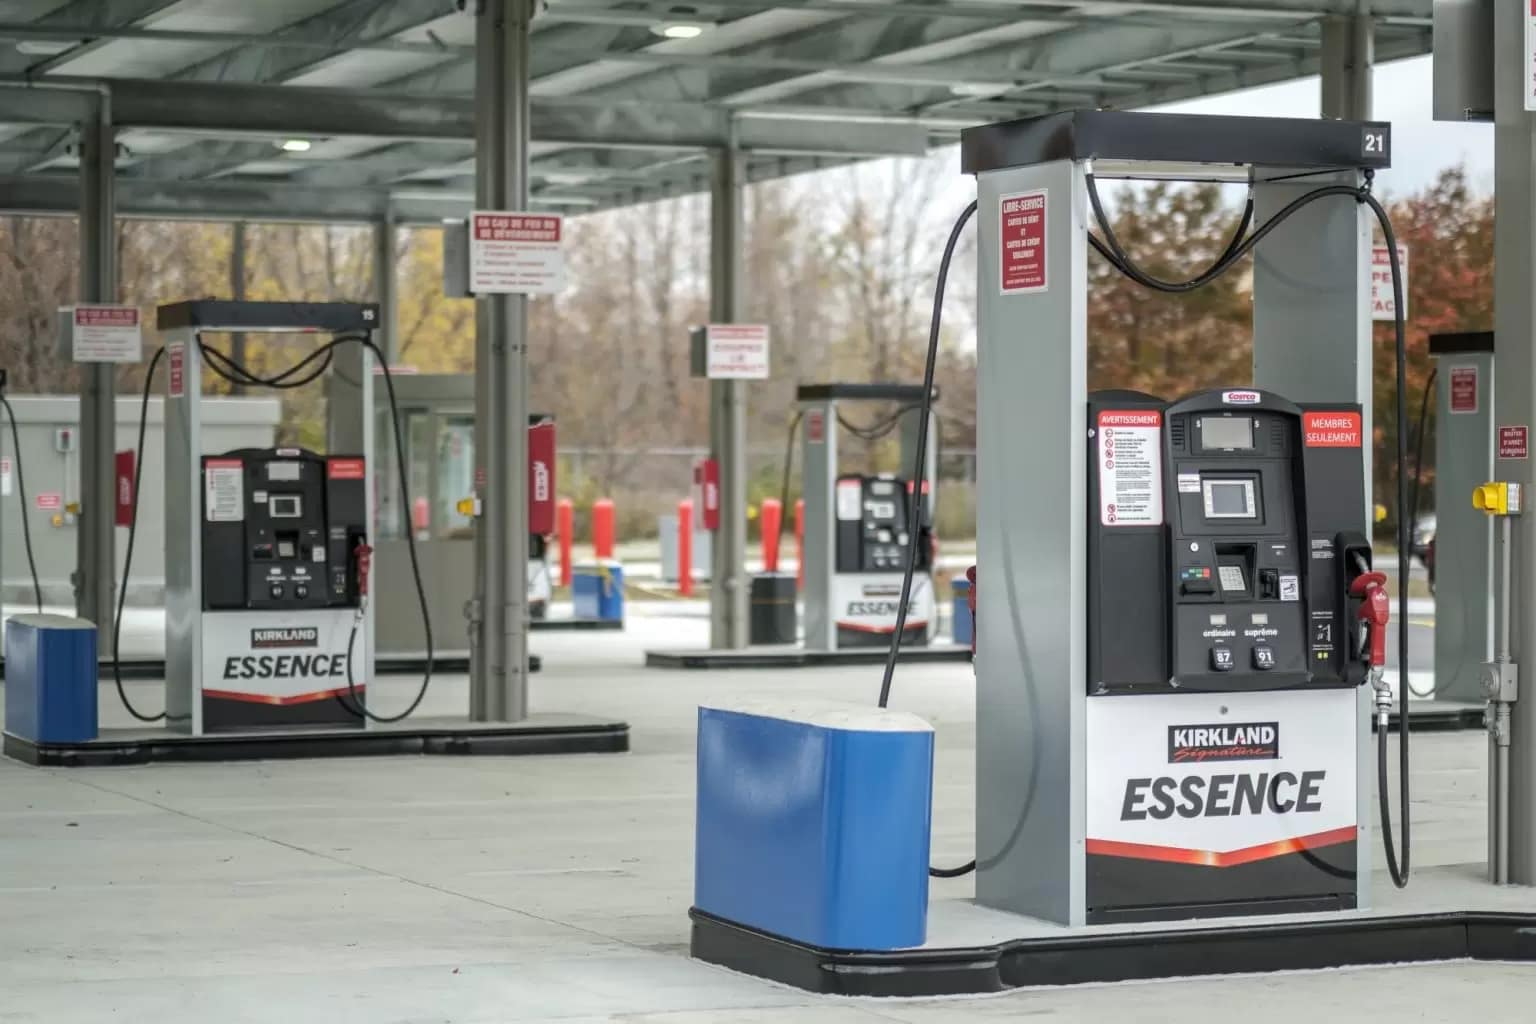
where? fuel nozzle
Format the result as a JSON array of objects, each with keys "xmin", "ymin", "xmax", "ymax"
[
  {"xmin": 1349, "ymin": 570, "xmax": 1391, "ymax": 725},
  {"xmin": 353, "ymin": 539, "xmax": 374, "ymax": 614}
]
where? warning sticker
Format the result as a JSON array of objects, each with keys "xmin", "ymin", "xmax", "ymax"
[
  {"xmin": 0, "ymin": 456, "xmax": 10, "ymax": 497},
  {"xmin": 1499, "ymin": 426, "xmax": 1529, "ymax": 461},
  {"xmin": 1177, "ymin": 472, "xmax": 1201, "ymax": 494},
  {"xmin": 168, "ymin": 342, "xmax": 186, "ymax": 398},
  {"xmin": 836, "ymin": 479, "xmax": 863, "ymax": 521},
  {"xmin": 999, "ymin": 189, "xmax": 1047, "ymax": 295},
  {"xmin": 35, "ymin": 492, "xmax": 61, "ymax": 511},
  {"xmin": 1279, "ymin": 575, "xmax": 1300, "ymax": 602},
  {"xmin": 205, "ymin": 459, "xmax": 245, "ymax": 522},
  {"xmin": 1450, "ymin": 366, "xmax": 1478, "ymax": 415},
  {"xmin": 1098, "ymin": 410, "xmax": 1163, "ymax": 527}
]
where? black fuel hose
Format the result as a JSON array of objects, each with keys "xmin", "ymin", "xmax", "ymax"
[{"xmin": 0, "ymin": 391, "xmax": 43, "ymax": 613}]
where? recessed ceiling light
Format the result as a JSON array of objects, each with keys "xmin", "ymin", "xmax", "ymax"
[
  {"xmin": 278, "ymin": 139, "xmax": 313, "ymax": 153},
  {"xmin": 652, "ymin": 21, "xmax": 706, "ymax": 39},
  {"xmin": 950, "ymin": 83, "xmax": 1011, "ymax": 99},
  {"xmin": 16, "ymin": 39, "xmax": 77, "ymax": 56}
]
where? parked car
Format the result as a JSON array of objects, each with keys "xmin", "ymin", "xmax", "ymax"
[{"xmin": 1411, "ymin": 514, "xmax": 1437, "ymax": 565}]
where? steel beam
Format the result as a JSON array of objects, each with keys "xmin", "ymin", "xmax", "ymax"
[
  {"xmin": 708, "ymin": 145, "xmax": 749, "ymax": 651},
  {"xmin": 375, "ymin": 211, "xmax": 399, "ymax": 361},
  {"xmin": 470, "ymin": 0, "xmax": 533, "ymax": 723},
  {"xmin": 1492, "ymin": 0, "xmax": 1536, "ymax": 885},
  {"xmin": 0, "ymin": 0, "xmax": 181, "ymax": 77},
  {"xmin": 1320, "ymin": 14, "xmax": 1374, "ymax": 118},
  {"xmin": 76, "ymin": 95, "xmax": 116, "ymax": 634}
]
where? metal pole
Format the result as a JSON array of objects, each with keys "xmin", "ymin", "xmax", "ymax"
[
  {"xmin": 1494, "ymin": 0, "xmax": 1536, "ymax": 884},
  {"xmin": 1320, "ymin": 13, "xmax": 1374, "ymax": 120},
  {"xmin": 375, "ymin": 210, "xmax": 398, "ymax": 362},
  {"xmin": 229, "ymin": 220, "xmax": 246, "ymax": 394},
  {"xmin": 470, "ymin": 0, "xmax": 531, "ymax": 720},
  {"xmin": 76, "ymin": 94, "xmax": 115, "ymax": 627},
  {"xmin": 709, "ymin": 145, "xmax": 748, "ymax": 650}
]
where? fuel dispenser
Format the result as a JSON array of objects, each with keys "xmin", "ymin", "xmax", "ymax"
[{"xmin": 797, "ymin": 384, "xmax": 938, "ymax": 650}]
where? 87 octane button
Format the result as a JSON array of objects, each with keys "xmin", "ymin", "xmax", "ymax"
[{"xmin": 1210, "ymin": 647, "xmax": 1235, "ymax": 672}]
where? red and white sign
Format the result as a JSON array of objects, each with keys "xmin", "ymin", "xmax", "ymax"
[
  {"xmin": 168, "ymin": 342, "xmax": 186, "ymax": 398},
  {"xmin": 806, "ymin": 410, "xmax": 825, "ymax": 443},
  {"xmin": 71, "ymin": 304, "xmax": 142, "ymax": 363},
  {"xmin": 1370, "ymin": 244, "xmax": 1409, "ymax": 322},
  {"xmin": 115, "ymin": 450, "xmax": 135, "ymax": 527},
  {"xmin": 35, "ymin": 492, "xmax": 62, "ymax": 512},
  {"xmin": 0, "ymin": 456, "xmax": 11, "ymax": 498},
  {"xmin": 469, "ymin": 211, "xmax": 566, "ymax": 295},
  {"xmin": 1097, "ymin": 410, "xmax": 1162, "ymax": 527},
  {"xmin": 1302, "ymin": 411, "xmax": 1363, "ymax": 448},
  {"xmin": 999, "ymin": 189, "xmax": 1048, "ymax": 295},
  {"xmin": 204, "ymin": 458, "xmax": 245, "ymax": 522},
  {"xmin": 371, "ymin": 364, "xmax": 419, "ymax": 375},
  {"xmin": 326, "ymin": 457, "xmax": 366, "ymax": 480},
  {"xmin": 693, "ymin": 458, "xmax": 720, "ymax": 530},
  {"xmin": 704, "ymin": 324, "xmax": 770, "ymax": 380},
  {"xmin": 1222, "ymin": 390, "xmax": 1262, "ymax": 405},
  {"xmin": 1500, "ymin": 425, "xmax": 1529, "ymax": 461},
  {"xmin": 528, "ymin": 420, "xmax": 556, "ymax": 535},
  {"xmin": 1450, "ymin": 366, "xmax": 1479, "ymax": 415}
]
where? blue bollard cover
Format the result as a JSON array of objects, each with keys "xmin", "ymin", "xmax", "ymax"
[
  {"xmin": 572, "ymin": 560, "xmax": 624, "ymax": 621},
  {"xmin": 4, "ymin": 614, "xmax": 99, "ymax": 744},
  {"xmin": 950, "ymin": 576, "xmax": 973, "ymax": 646},
  {"xmin": 695, "ymin": 699, "xmax": 933, "ymax": 951}
]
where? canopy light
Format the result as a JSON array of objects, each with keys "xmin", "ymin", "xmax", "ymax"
[
  {"xmin": 652, "ymin": 21, "xmax": 706, "ymax": 39},
  {"xmin": 278, "ymin": 139, "xmax": 313, "ymax": 153}
]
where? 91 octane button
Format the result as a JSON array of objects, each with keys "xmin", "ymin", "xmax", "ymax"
[{"xmin": 1253, "ymin": 645, "xmax": 1276, "ymax": 670}]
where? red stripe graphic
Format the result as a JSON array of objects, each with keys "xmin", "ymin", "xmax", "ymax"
[
  {"xmin": 835, "ymin": 620, "xmax": 929, "ymax": 634},
  {"xmin": 203, "ymin": 685, "xmax": 363, "ymax": 706},
  {"xmin": 1085, "ymin": 826, "xmax": 1356, "ymax": 867}
]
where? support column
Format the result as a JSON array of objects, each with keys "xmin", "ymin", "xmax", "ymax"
[
  {"xmin": 375, "ymin": 211, "xmax": 399, "ymax": 362},
  {"xmin": 229, "ymin": 221, "xmax": 246, "ymax": 394},
  {"xmin": 470, "ymin": 0, "xmax": 532, "ymax": 721},
  {"xmin": 76, "ymin": 96, "xmax": 115, "ymax": 627},
  {"xmin": 1492, "ymin": 0, "xmax": 1536, "ymax": 883},
  {"xmin": 1320, "ymin": 14, "xmax": 1374, "ymax": 120},
  {"xmin": 709, "ymin": 146, "xmax": 748, "ymax": 650}
]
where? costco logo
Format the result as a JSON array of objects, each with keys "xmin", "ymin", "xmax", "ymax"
[{"xmin": 1221, "ymin": 390, "xmax": 1262, "ymax": 405}]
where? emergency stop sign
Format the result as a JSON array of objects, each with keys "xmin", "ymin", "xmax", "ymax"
[{"xmin": 1499, "ymin": 425, "xmax": 1529, "ymax": 460}]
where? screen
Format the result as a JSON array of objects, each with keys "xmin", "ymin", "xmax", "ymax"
[
  {"xmin": 267, "ymin": 462, "xmax": 302, "ymax": 482},
  {"xmin": 270, "ymin": 495, "xmax": 302, "ymax": 519},
  {"xmin": 1200, "ymin": 416, "xmax": 1254, "ymax": 450},
  {"xmin": 866, "ymin": 500, "xmax": 897, "ymax": 521},
  {"xmin": 1202, "ymin": 479, "xmax": 1256, "ymax": 519}
]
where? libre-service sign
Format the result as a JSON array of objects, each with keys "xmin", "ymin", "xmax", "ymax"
[
  {"xmin": 71, "ymin": 305, "xmax": 143, "ymax": 363},
  {"xmin": 704, "ymin": 324, "xmax": 770, "ymax": 380},
  {"xmin": 1370, "ymin": 244, "xmax": 1409, "ymax": 322},
  {"xmin": 469, "ymin": 211, "xmax": 566, "ymax": 295},
  {"xmin": 999, "ymin": 189, "xmax": 1047, "ymax": 295}
]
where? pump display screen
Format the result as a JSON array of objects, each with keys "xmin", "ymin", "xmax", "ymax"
[
  {"xmin": 269, "ymin": 495, "xmax": 303, "ymax": 518},
  {"xmin": 1202, "ymin": 478, "xmax": 1257, "ymax": 519},
  {"xmin": 866, "ymin": 500, "xmax": 897, "ymax": 521},
  {"xmin": 1199, "ymin": 416, "xmax": 1254, "ymax": 450},
  {"xmin": 267, "ymin": 462, "xmax": 302, "ymax": 482}
]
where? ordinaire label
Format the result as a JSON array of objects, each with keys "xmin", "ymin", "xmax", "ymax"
[
  {"xmin": 999, "ymin": 189, "xmax": 1047, "ymax": 295},
  {"xmin": 1302, "ymin": 411, "xmax": 1362, "ymax": 448},
  {"xmin": 1098, "ymin": 410, "xmax": 1162, "ymax": 527},
  {"xmin": 1450, "ymin": 366, "xmax": 1478, "ymax": 415},
  {"xmin": 1087, "ymin": 689, "xmax": 1356, "ymax": 863},
  {"xmin": 205, "ymin": 458, "xmax": 244, "ymax": 522}
]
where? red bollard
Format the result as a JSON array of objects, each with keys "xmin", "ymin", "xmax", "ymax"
[
  {"xmin": 794, "ymin": 499, "xmax": 805, "ymax": 591},
  {"xmin": 557, "ymin": 498, "xmax": 574, "ymax": 586},
  {"xmin": 592, "ymin": 497, "xmax": 616, "ymax": 560},
  {"xmin": 678, "ymin": 498, "xmax": 694, "ymax": 597},
  {"xmin": 761, "ymin": 498, "xmax": 782, "ymax": 572}
]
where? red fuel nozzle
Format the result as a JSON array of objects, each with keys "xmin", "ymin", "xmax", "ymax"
[
  {"xmin": 1349, "ymin": 570, "xmax": 1389, "ymax": 668},
  {"xmin": 354, "ymin": 541, "xmax": 374, "ymax": 601}
]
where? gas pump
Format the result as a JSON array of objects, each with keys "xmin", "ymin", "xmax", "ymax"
[{"xmin": 799, "ymin": 384, "xmax": 938, "ymax": 650}]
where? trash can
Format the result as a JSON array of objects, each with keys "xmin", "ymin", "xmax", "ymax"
[
  {"xmin": 951, "ymin": 576, "xmax": 973, "ymax": 647},
  {"xmin": 572, "ymin": 560, "xmax": 624, "ymax": 622},
  {"xmin": 4, "ymin": 614, "xmax": 98, "ymax": 744},
  {"xmin": 749, "ymin": 572, "xmax": 797, "ymax": 645}
]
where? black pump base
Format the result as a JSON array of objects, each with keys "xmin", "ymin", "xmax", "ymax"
[
  {"xmin": 5, "ymin": 715, "xmax": 627, "ymax": 767},
  {"xmin": 645, "ymin": 644, "xmax": 972, "ymax": 670},
  {"xmin": 689, "ymin": 906, "xmax": 1536, "ymax": 997}
]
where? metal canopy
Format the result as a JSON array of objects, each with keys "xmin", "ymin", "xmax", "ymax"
[{"xmin": 0, "ymin": 0, "xmax": 1431, "ymax": 223}]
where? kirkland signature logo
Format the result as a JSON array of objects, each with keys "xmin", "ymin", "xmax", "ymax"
[
  {"xmin": 1168, "ymin": 722, "xmax": 1279, "ymax": 763},
  {"xmin": 250, "ymin": 627, "xmax": 320, "ymax": 649}
]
